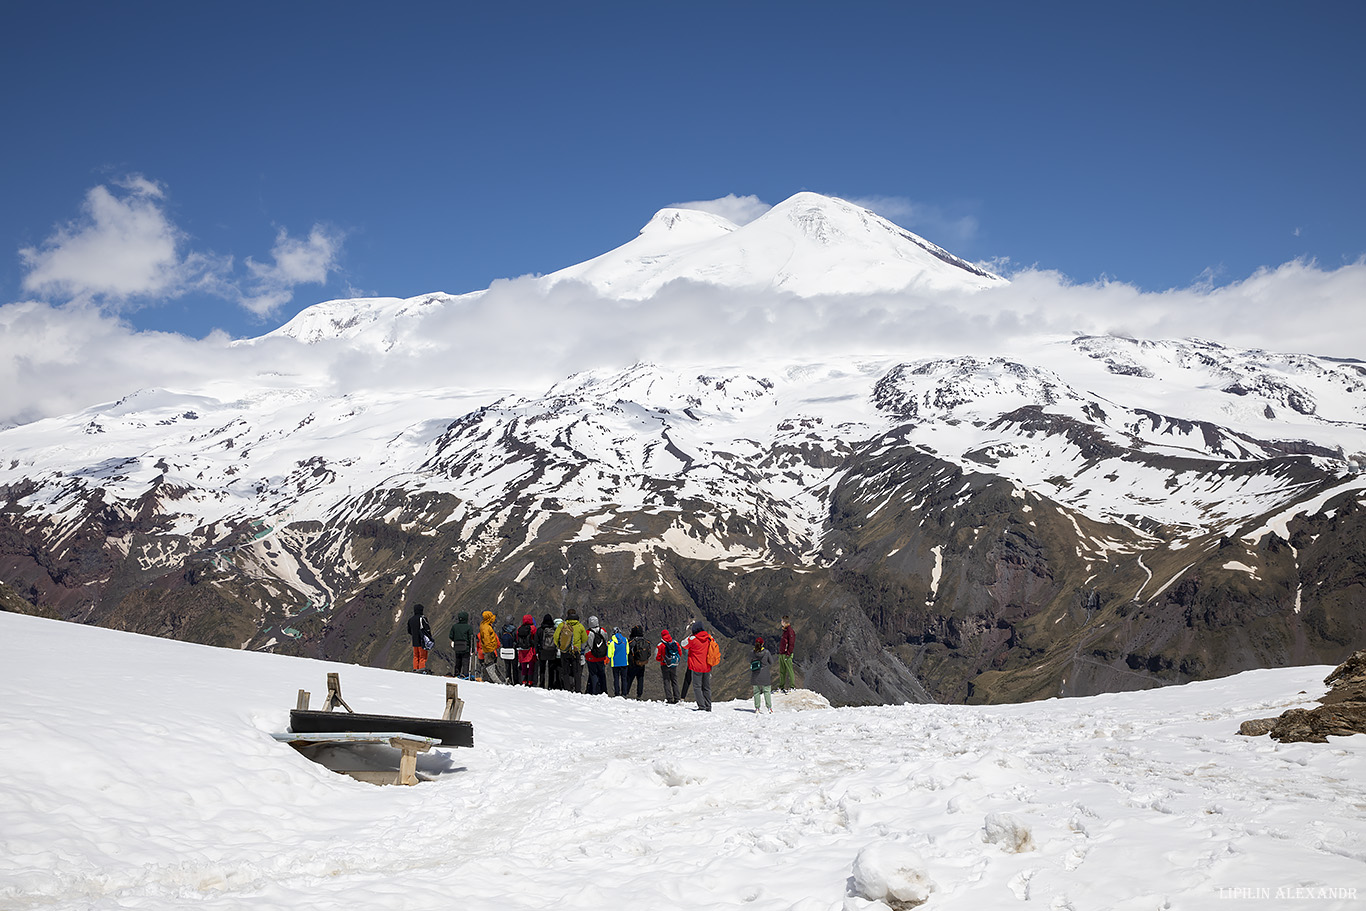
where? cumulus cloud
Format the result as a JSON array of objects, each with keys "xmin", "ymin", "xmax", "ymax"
[
  {"xmin": 241, "ymin": 225, "xmax": 346, "ymax": 317},
  {"xmin": 19, "ymin": 177, "xmax": 202, "ymax": 302},
  {"xmin": 17, "ymin": 176, "xmax": 343, "ymax": 319},
  {"xmin": 670, "ymin": 194, "xmax": 772, "ymax": 226},
  {"xmin": 3, "ymin": 255, "xmax": 1365, "ymax": 429}
]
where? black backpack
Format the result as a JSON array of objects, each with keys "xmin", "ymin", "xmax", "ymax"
[
  {"xmin": 629, "ymin": 636, "xmax": 649, "ymax": 666},
  {"xmin": 515, "ymin": 623, "xmax": 535, "ymax": 649},
  {"xmin": 589, "ymin": 630, "xmax": 608, "ymax": 659},
  {"xmin": 538, "ymin": 624, "xmax": 557, "ymax": 653}
]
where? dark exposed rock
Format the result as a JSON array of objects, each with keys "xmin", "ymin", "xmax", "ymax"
[
  {"xmin": 1240, "ymin": 650, "xmax": 1366, "ymax": 742},
  {"xmin": 1237, "ymin": 717, "xmax": 1278, "ymax": 737},
  {"xmin": 1322, "ymin": 649, "xmax": 1366, "ymax": 698},
  {"xmin": 1268, "ymin": 704, "xmax": 1366, "ymax": 743}
]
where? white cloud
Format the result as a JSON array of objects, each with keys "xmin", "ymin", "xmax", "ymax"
[
  {"xmin": 241, "ymin": 226, "xmax": 346, "ymax": 317},
  {"xmin": 17, "ymin": 176, "xmax": 343, "ymax": 320},
  {"xmin": 19, "ymin": 177, "xmax": 198, "ymax": 302},
  {"xmin": 671, "ymin": 194, "xmax": 772, "ymax": 226},
  {"xmin": 4, "ymin": 256, "xmax": 1366, "ymax": 429}
]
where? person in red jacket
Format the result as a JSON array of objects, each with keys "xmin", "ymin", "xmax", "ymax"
[
  {"xmin": 685, "ymin": 624, "xmax": 718, "ymax": 711},
  {"xmin": 777, "ymin": 615, "xmax": 796, "ymax": 692},
  {"xmin": 655, "ymin": 628, "xmax": 682, "ymax": 704}
]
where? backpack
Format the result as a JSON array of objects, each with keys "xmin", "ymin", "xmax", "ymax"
[
  {"xmin": 538, "ymin": 624, "xmax": 557, "ymax": 653},
  {"xmin": 589, "ymin": 630, "xmax": 608, "ymax": 660},
  {"xmin": 751, "ymin": 655, "xmax": 762, "ymax": 673},
  {"xmin": 556, "ymin": 621, "xmax": 575, "ymax": 652},
  {"xmin": 706, "ymin": 636, "xmax": 721, "ymax": 668},
  {"xmin": 515, "ymin": 623, "xmax": 535, "ymax": 649},
  {"xmin": 629, "ymin": 636, "xmax": 649, "ymax": 666},
  {"xmin": 663, "ymin": 640, "xmax": 680, "ymax": 668}
]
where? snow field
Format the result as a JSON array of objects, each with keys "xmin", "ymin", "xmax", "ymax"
[{"xmin": 1, "ymin": 612, "xmax": 1363, "ymax": 910}]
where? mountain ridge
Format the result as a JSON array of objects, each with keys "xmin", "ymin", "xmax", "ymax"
[{"xmin": 2, "ymin": 194, "xmax": 1363, "ymax": 705}]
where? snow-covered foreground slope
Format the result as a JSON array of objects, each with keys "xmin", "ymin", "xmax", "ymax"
[{"xmin": 2, "ymin": 613, "xmax": 1361, "ymax": 910}]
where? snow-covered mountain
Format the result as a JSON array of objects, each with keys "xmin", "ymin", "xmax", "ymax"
[
  {"xmin": 547, "ymin": 191, "xmax": 1004, "ymax": 297},
  {"xmin": 2, "ymin": 193, "xmax": 1363, "ymax": 705},
  {"xmin": 260, "ymin": 192, "xmax": 1003, "ymax": 350}
]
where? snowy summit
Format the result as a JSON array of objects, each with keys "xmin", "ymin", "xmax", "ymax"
[{"xmin": 547, "ymin": 192, "xmax": 1005, "ymax": 298}]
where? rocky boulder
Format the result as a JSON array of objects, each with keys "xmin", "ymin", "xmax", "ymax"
[
  {"xmin": 1267, "ymin": 703, "xmax": 1366, "ymax": 744},
  {"xmin": 1239, "ymin": 650, "xmax": 1366, "ymax": 743},
  {"xmin": 1320, "ymin": 649, "xmax": 1366, "ymax": 705}
]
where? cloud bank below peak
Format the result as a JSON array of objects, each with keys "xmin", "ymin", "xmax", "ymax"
[{"xmin": 5, "ymin": 254, "xmax": 1365, "ymax": 429}]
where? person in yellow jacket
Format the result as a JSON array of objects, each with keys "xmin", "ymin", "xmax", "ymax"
[{"xmin": 477, "ymin": 610, "xmax": 507, "ymax": 684}]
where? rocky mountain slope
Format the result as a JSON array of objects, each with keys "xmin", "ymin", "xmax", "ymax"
[{"xmin": 3, "ymin": 194, "xmax": 1363, "ymax": 704}]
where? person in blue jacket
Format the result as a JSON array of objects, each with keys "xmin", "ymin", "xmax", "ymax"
[{"xmin": 609, "ymin": 626, "xmax": 630, "ymax": 697}]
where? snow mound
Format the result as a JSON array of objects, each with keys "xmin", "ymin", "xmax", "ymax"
[
  {"xmin": 849, "ymin": 841, "xmax": 936, "ymax": 909},
  {"xmin": 773, "ymin": 688, "xmax": 833, "ymax": 711},
  {"xmin": 983, "ymin": 811, "xmax": 1036, "ymax": 853}
]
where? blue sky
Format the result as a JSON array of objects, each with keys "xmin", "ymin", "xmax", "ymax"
[{"xmin": 3, "ymin": 1, "xmax": 1364, "ymax": 343}]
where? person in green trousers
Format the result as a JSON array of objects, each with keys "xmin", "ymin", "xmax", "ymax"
[{"xmin": 777, "ymin": 615, "xmax": 796, "ymax": 692}]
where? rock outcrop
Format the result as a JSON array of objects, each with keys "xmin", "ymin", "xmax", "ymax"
[{"xmin": 1239, "ymin": 650, "xmax": 1366, "ymax": 743}]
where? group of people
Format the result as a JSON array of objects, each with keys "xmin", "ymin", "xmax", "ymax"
[{"xmin": 406, "ymin": 604, "xmax": 797, "ymax": 713}]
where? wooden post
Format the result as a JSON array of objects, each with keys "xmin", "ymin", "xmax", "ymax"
[
  {"xmin": 443, "ymin": 682, "xmax": 464, "ymax": 721},
  {"xmin": 389, "ymin": 735, "xmax": 427, "ymax": 786},
  {"xmin": 322, "ymin": 672, "xmax": 354, "ymax": 713},
  {"xmin": 296, "ymin": 689, "xmax": 310, "ymax": 710}
]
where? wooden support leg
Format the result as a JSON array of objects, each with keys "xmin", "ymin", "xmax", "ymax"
[
  {"xmin": 389, "ymin": 735, "xmax": 431, "ymax": 786},
  {"xmin": 443, "ymin": 682, "xmax": 464, "ymax": 721},
  {"xmin": 322, "ymin": 672, "xmax": 353, "ymax": 713}
]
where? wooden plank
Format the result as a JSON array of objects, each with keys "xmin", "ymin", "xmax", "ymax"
[
  {"xmin": 296, "ymin": 689, "xmax": 310, "ymax": 711},
  {"xmin": 289, "ymin": 710, "xmax": 473, "ymax": 748},
  {"xmin": 338, "ymin": 770, "xmax": 401, "ymax": 786},
  {"xmin": 272, "ymin": 732, "xmax": 440, "ymax": 748}
]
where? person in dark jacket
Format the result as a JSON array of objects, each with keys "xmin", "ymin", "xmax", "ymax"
[
  {"xmin": 449, "ymin": 610, "xmax": 474, "ymax": 678},
  {"xmin": 514, "ymin": 613, "xmax": 538, "ymax": 686},
  {"xmin": 777, "ymin": 615, "xmax": 796, "ymax": 692},
  {"xmin": 679, "ymin": 621, "xmax": 696, "ymax": 700},
  {"xmin": 656, "ymin": 628, "xmax": 681, "ymax": 703},
  {"xmin": 751, "ymin": 635, "xmax": 774, "ymax": 713},
  {"xmin": 407, "ymin": 604, "xmax": 433, "ymax": 674},
  {"xmin": 500, "ymin": 621, "xmax": 517, "ymax": 683},
  {"xmin": 584, "ymin": 615, "xmax": 609, "ymax": 696},
  {"xmin": 537, "ymin": 613, "xmax": 559, "ymax": 689},
  {"xmin": 626, "ymin": 625, "xmax": 649, "ymax": 699}
]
